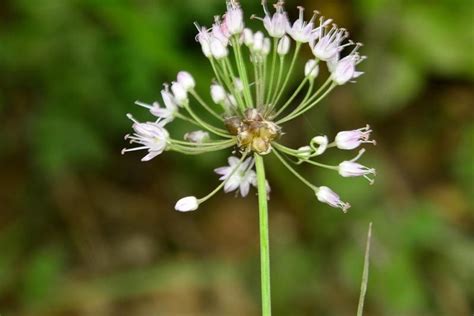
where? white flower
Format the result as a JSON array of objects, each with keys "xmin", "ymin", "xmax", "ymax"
[
  {"xmin": 134, "ymin": 86, "xmax": 179, "ymax": 125},
  {"xmin": 211, "ymin": 83, "xmax": 227, "ymax": 104},
  {"xmin": 224, "ymin": 0, "xmax": 244, "ymax": 35},
  {"xmin": 122, "ymin": 115, "xmax": 169, "ymax": 162},
  {"xmin": 335, "ymin": 125, "xmax": 375, "ymax": 150},
  {"xmin": 177, "ymin": 71, "xmax": 195, "ymax": 91},
  {"xmin": 261, "ymin": 0, "xmax": 289, "ymax": 38},
  {"xmin": 338, "ymin": 149, "xmax": 376, "ymax": 184},
  {"xmin": 316, "ymin": 186, "xmax": 351, "ymax": 213},
  {"xmin": 215, "ymin": 156, "xmax": 257, "ymax": 197},
  {"xmin": 311, "ymin": 23, "xmax": 348, "ymax": 61},
  {"xmin": 330, "ymin": 51, "xmax": 365, "ymax": 85},
  {"xmin": 277, "ymin": 35, "xmax": 290, "ymax": 55},
  {"xmin": 171, "ymin": 81, "xmax": 188, "ymax": 105},
  {"xmin": 184, "ymin": 130, "xmax": 210, "ymax": 143},
  {"xmin": 212, "ymin": 16, "xmax": 231, "ymax": 46},
  {"xmin": 175, "ymin": 196, "xmax": 199, "ymax": 212},
  {"xmin": 286, "ymin": 7, "xmax": 320, "ymax": 43},
  {"xmin": 195, "ymin": 25, "xmax": 212, "ymax": 58},
  {"xmin": 305, "ymin": 59, "xmax": 319, "ymax": 79},
  {"xmin": 310, "ymin": 135, "xmax": 328, "ymax": 155}
]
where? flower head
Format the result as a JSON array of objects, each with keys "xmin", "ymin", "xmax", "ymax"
[
  {"xmin": 215, "ymin": 156, "xmax": 257, "ymax": 197},
  {"xmin": 259, "ymin": 0, "xmax": 289, "ymax": 38},
  {"xmin": 123, "ymin": 1, "xmax": 374, "ymax": 212},
  {"xmin": 335, "ymin": 125, "xmax": 375, "ymax": 150},
  {"xmin": 316, "ymin": 186, "xmax": 351, "ymax": 213},
  {"xmin": 175, "ymin": 196, "xmax": 199, "ymax": 212},
  {"xmin": 225, "ymin": 0, "xmax": 244, "ymax": 35},
  {"xmin": 330, "ymin": 46, "xmax": 366, "ymax": 85},
  {"xmin": 311, "ymin": 22, "xmax": 348, "ymax": 61},
  {"xmin": 338, "ymin": 149, "xmax": 376, "ymax": 184},
  {"xmin": 286, "ymin": 7, "xmax": 327, "ymax": 43},
  {"xmin": 122, "ymin": 115, "xmax": 169, "ymax": 162}
]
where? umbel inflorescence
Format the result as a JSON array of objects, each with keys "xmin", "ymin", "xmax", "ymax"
[{"xmin": 122, "ymin": 0, "xmax": 376, "ymax": 213}]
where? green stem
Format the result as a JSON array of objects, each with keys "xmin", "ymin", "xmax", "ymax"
[
  {"xmin": 254, "ymin": 154, "xmax": 272, "ymax": 316},
  {"xmin": 277, "ymin": 83, "xmax": 336, "ymax": 125},
  {"xmin": 272, "ymin": 43, "xmax": 301, "ymax": 107},
  {"xmin": 190, "ymin": 90, "xmax": 223, "ymax": 121}
]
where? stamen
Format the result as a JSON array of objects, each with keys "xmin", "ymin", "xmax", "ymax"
[
  {"xmin": 364, "ymin": 175, "xmax": 375, "ymax": 185},
  {"xmin": 350, "ymin": 148, "xmax": 366, "ymax": 162},
  {"xmin": 121, "ymin": 146, "xmax": 149, "ymax": 154},
  {"xmin": 126, "ymin": 113, "xmax": 139, "ymax": 124},
  {"xmin": 135, "ymin": 101, "xmax": 153, "ymax": 110},
  {"xmin": 297, "ymin": 6, "xmax": 304, "ymax": 21},
  {"xmin": 340, "ymin": 201, "xmax": 351, "ymax": 213},
  {"xmin": 309, "ymin": 10, "xmax": 319, "ymax": 23},
  {"xmin": 261, "ymin": 0, "xmax": 270, "ymax": 16}
]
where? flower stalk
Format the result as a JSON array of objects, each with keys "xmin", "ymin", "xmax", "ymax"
[{"xmin": 255, "ymin": 153, "xmax": 272, "ymax": 316}]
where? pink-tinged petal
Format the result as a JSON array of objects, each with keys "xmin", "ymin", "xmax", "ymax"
[
  {"xmin": 228, "ymin": 156, "xmax": 240, "ymax": 166},
  {"xmin": 214, "ymin": 166, "xmax": 230, "ymax": 176}
]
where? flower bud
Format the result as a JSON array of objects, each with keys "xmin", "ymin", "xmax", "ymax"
[
  {"xmin": 242, "ymin": 28, "xmax": 254, "ymax": 46},
  {"xmin": 196, "ymin": 27, "xmax": 212, "ymax": 58},
  {"xmin": 262, "ymin": 38, "xmax": 271, "ymax": 56},
  {"xmin": 305, "ymin": 59, "xmax": 319, "ymax": 79},
  {"xmin": 296, "ymin": 146, "xmax": 312, "ymax": 159},
  {"xmin": 252, "ymin": 31, "xmax": 264, "ymax": 52},
  {"xmin": 211, "ymin": 84, "xmax": 227, "ymax": 104},
  {"xmin": 175, "ymin": 196, "xmax": 199, "ymax": 212},
  {"xmin": 339, "ymin": 161, "xmax": 376, "ymax": 184},
  {"xmin": 171, "ymin": 82, "xmax": 188, "ymax": 105},
  {"xmin": 277, "ymin": 35, "xmax": 290, "ymax": 56},
  {"xmin": 210, "ymin": 38, "xmax": 228, "ymax": 59},
  {"xmin": 177, "ymin": 71, "xmax": 195, "ymax": 91},
  {"xmin": 184, "ymin": 130, "xmax": 210, "ymax": 143},
  {"xmin": 335, "ymin": 125, "xmax": 375, "ymax": 150},
  {"xmin": 310, "ymin": 135, "xmax": 328, "ymax": 155},
  {"xmin": 225, "ymin": 5, "xmax": 244, "ymax": 35},
  {"xmin": 234, "ymin": 78, "xmax": 244, "ymax": 93},
  {"xmin": 338, "ymin": 149, "xmax": 376, "ymax": 184},
  {"xmin": 315, "ymin": 186, "xmax": 351, "ymax": 213}
]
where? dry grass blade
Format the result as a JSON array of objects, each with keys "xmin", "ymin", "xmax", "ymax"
[{"xmin": 357, "ymin": 222, "xmax": 373, "ymax": 316}]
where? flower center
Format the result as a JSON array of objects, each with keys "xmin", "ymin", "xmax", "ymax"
[{"xmin": 225, "ymin": 109, "xmax": 281, "ymax": 155}]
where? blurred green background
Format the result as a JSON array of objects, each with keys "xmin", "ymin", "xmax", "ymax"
[{"xmin": 1, "ymin": 0, "xmax": 473, "ymax": 315}]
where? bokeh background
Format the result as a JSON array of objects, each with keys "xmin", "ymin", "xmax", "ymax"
[{"xmin": 1, "ymin": 0, "xmax": 473, "ymax": 315}]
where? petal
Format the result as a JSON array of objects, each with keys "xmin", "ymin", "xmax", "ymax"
[
  {"xmin": 240, "ymin": 181, "xmax": 250, "ymax": 197},
  {"xmin": 228, "ymin": 156, "xmax": 240, "ymax": 166},
  {"xmin": 214, "ymin": 166, "xmax": 230, "ymax": 176},
  {"xmin": 224, "ymin": 177, "xmax": 240, "ymax": 192},
  {"xmin": 141, "ymin": 151, "xmax": 160, "ymax": 162}
]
